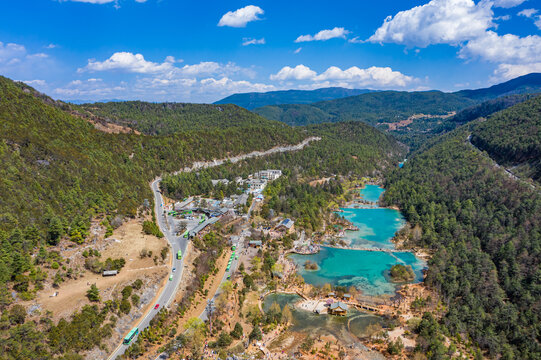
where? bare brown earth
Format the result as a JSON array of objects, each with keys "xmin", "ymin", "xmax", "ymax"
[
  {"xmin": 26, "ymin": 218, "xmax": 168, "ymax": 321},
  {"xmin": 386, "ymin": 111, "xmax": 456, "ymax": 130}
]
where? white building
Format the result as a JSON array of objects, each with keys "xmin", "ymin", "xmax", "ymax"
[
  {"xmin": 247, "ymin": 179, "xmax": 267, "ymax": 193},
  {"xmin": 254, "ymin": 169, "xmax": 282, "ymax": 181}
]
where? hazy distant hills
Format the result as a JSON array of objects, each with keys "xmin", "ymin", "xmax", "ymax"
[
  {"xmin": 250, "ymin": 73, "xmax": 541, "ymax": 127},
  {"xmin": 214, "ymin": 87, "xmax": 374, "ymax": 110},
  {"xmin": 254, "ymin": 90, "xmax": 476, "ymax": 127},
  {"xmin": 456, "ymin": 73, "xmax": 541, "ymax": 101}
]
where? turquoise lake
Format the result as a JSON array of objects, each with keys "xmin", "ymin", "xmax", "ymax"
[
  {"xmin": 340, "ymin": 207, "xmax": 405, "ymax": 249},
  {"xmin": 290, "ymin": 185, "xmax": 426, "ymax": 296},
  {"xmin": 358, "ymin": 184, "xmax": 385, "ymax": 203}
]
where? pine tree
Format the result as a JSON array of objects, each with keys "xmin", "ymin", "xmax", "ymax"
[{"xmin": 86, "ymin": 283, "xmax": 100, "ymax": 302}]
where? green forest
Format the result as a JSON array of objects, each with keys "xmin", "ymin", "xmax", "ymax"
[
  {"xmin": 79, "ymin": 100, "xmax": 298, "ymax": 136},
  {"xmin": 470, "ymin": 95, "xmax": 541, "ymax": 183},
  {"xmin": 383, "ymin": 97, "xmax": 541, "ymax": 358},
  {"xmin": 0, "ymin": 75, "xmax": 306, "ymax": 359},
  {"xmin": 254, "ymin": 90, "xmax": 476, "ymax": 126},
  {"xmin": 161, "ymin": 121, "xmax": 405, "ymax": 199}
]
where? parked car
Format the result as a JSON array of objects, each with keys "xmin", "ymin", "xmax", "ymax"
[{"xmin": 154, "ymin": 304, "xmax": 160, "ymax": 309}]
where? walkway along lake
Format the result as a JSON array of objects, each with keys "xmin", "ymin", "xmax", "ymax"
[{"xmin": 289, "ymin": 185, "xmax": 427, "ymax": 297}]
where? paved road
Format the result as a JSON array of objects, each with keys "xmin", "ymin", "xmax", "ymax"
[{"xmin": 108, "ymin": 179, "xmax": 190, "ymax": 360}]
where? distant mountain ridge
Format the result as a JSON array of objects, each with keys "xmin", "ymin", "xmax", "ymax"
[
  {"xmin": 251, "ymin": 73, "xmax": 541, "ymax": 128},
  {"xmin": 456, "ymin": 73, "xmax": 541, "ymax": 101},
  {"xmin": 214, "ymin": 87, "xmax": 374, "ymax": 109}
]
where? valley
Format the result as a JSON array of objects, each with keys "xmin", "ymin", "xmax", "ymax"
[{"xmin": 0, "ymin": 73, "xmax": 540, "ymax": 360}]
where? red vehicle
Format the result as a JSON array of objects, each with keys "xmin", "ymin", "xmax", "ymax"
[{"xmin": 154, "ymin": 304, "xmax": 160, "ymax": 310}]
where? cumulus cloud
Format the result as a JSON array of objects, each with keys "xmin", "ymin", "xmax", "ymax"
[
  {"xmin": 294, "ymin": 47, "xmax": 302, "ymax": 54},
  {"xmin": 65, "ymin": 0, "xmax": 116, "ymax": 3},
  {"xmin": 270, "ymin": 65, "xmax": 317, "ymax": 80},
  {"xmin": 0, "ymin": 41, "xmax": 56, "ymax": 80},
  {"xmin": 459, "ymin": 31, "xmax": 541, "ymax": 63},
  {"xmin": 493, "ymin": 0, "xmax": 527, "ymax": 8},
  {"xmin": 518, "ymin": 8, "xmax": 538, "ymax": 17},
  {"xmin": 22, "ymin": 79, "xmax": 46, "ymax": 86},
  {"xmin": 218, "ymin": 5, "xmax": 264, "ymax": 27},
  {"xmin": 368, "ymin": 0, "xmax": 541, "ymax": 81},
  {"xmin": 62, "ymin": 0, "xmax": 146, "ymax": 4},
  {"xmin": 242, "ymin": 38, "xmax": 265, "ymax": 46},
  {"xmin": 493, "ymin": 62, "xmax": 541, "ymax": 80},
  {"xmin": 79, "ymin": 52, "xmax": 176, "ymax": 74},
  {"xmin": 295, "ymin": 27, "xmax": 350, "ymax": 43},
  {"xmin": 315, "ymin": 66, "xmax": 414, "ymax": 87},
  {"xmin": 368, "ymin": 0, "xmax": 493, "ymax": 47},
  {"xmin": 270, "ymin": 64, "xmax": 415, "ymax": 88},
  {"xmin": 518, "ymin": 8, "xmax": 541, "ymax": 29}
]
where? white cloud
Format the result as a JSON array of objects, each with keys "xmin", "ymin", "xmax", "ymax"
[
  {"xmin": 0, "ymin": 41, "xmax": 55, "ymax": 80},
  {"xmin": 315, "ymin": 66, "xmax": 414, "ymax": 87},
  {"xmin": 459, "ymin": 31, "xmax": 541, "ymax": 63},
  {"xmin": 242, "ymin": 38, "xmax": 265, "ymax": 46},
  {"xmin": 199, "ymin": 77, "xmax": 275, "ymax": 93},
  {"xmin": 64, "ymin": 0, "xmax": 116, "ymax": 3},
  {"xmin": 295, "ymin": 27, "xmax": 350, "ymax": 43},
  {"xmin": 22, "ymin": 79, "xmax": 46, "ymax": 86},
  {"xmin": 518, "ymin": 8, "xmax": 538, "ymax": 17},
  {"xmin": 493, "ymin": 0, "xmax": 527, "ymax": 8},
  {"xmin": 62, "ymin": 0, "xmax": 147, "ymax": 3},
  {"xmin": 518, "ymin": 8, "xmax": 541, "ymax": 30},
  {"xmin": 45, "ymin": 44, "xmax": 58, "ymax": 49},
  {"xmin": 368, "ymin": 0, "xmax": 494, "ymax": 47},
  {"xmin": 270, "ymin": 65, "xmax": 317, "ymax": 80},
  {"xmin": 79, "ymin": 52, "xmax": 176, "ymax": 74},
  {"xmin": 348, "ymin": 37, "xmax": 364, "ymax": 44},
  {"xmin": 218, "ymin": 5, "xmax": 264, "ymax": 28},
  {"xmin": 494, "ymin": 15, "xmax": 511, "ymax": 20},
  {"xmin": 294, "ymin": 47, "xmax": 302, "ymax": 54},
  {"xmin": 493, "ymin": 62, "xmax": 541, "ymax": 79},
  {"xmin": 270, "ymin": 64, "xmax": 415, "ymax": 88}
]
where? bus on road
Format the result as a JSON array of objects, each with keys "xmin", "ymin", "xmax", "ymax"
[
  {"xmin": 123, "ymin": 327, "xmax": 139, "ymax": 345},
  {"xmin": 177, "ymin": 250, "xmax": 182, "ymax": 259}
]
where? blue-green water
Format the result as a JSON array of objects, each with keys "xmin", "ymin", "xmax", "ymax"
[
  {"xmin": 263, "ymin": 293, "xmax": 387, "ymax": 342},
  {"xmin": 341, "ymin": 207, "xmax": 405, "ymax": 249},
  {"xmin": 290, "ymin": 185, "xmax": 426, "ymax": 296},
  {"xmin": 358, "ymin": 184, "xmax": 385, "ymax": 203},
  {"xmin": 290, "ymin": 247, "xmax": 425, "ymax": 296}
]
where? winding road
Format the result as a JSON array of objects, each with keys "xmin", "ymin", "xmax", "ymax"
[{"xmin": 108, "ymin": 137, "xmax": 320, "ymax": 359}]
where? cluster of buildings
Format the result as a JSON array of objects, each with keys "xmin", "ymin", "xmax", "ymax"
[{"xmin": 209, "ymin": 169, "xmax": 283, "ymax": 194}]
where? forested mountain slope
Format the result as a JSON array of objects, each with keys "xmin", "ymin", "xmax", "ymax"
[
  {"xmin": 383, "ymin": 98, "xmax": 541, "ymax": 358},
  {"xmin": 254, "ymin": 91, "xmax": 475, "ymax": 127},
  {"xmin": 456, "ymin": 73, "xmax": 541, "ymax": 101},
  {"xmin": 391, "ymin": 93, "xmax": 538, "ymax": 151},
  {"xmin": 79, "ymin": 101, "xmax": 294, "ymax": 136},
  {"xmin": 213, "ymin": 87, "xmax": 373, "ymax": 109},
  {"xmin": 470, "ymin": 95, "xmax": 541, "ymax": 183},
  {"xmin": 162, "ymin": 121, "xmax": 405, "ymax": 230},
  {"xmin": 0, "ymin": 75, "xmax": 307, "ymax": 359}
]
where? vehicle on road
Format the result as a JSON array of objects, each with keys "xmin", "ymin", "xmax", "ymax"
[
  {"xmin": 172, "ymin": 267, "xmax": 176, "ymax": 272},
  {"xmin": 169, "ymin": 274, "xmax": 173, "ymax": 281},
  {"xmin": 123, "ymin": 327, "xmax": 139, "ymax": 345},
  {"xmin": 154, "ymin": 304, "xmax": 160, "ymax": 309},
  {"xmin": 177, "ymin": 250, "xmax": 182, "ymax": 259}
]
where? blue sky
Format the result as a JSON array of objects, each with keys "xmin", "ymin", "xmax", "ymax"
[{"xmin": 0, "ymin": 0, "xmax": 540, "ymax": 102}]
